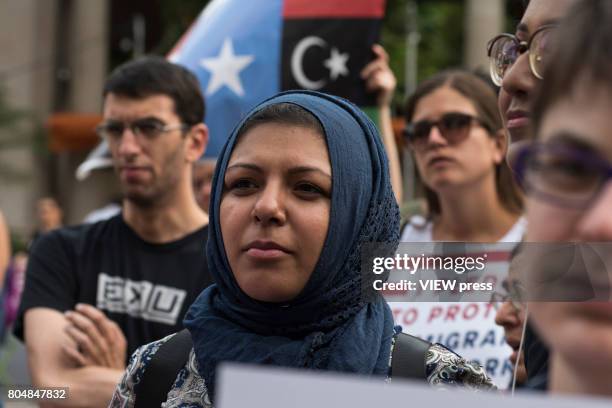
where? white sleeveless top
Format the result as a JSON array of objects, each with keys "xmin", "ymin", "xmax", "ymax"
[
  {"xmin": 400, "ymin": 215, "xmax": 526, "ymax": 243},
  {"xmin": 393, "ymin": 216, "xmax": 526, "ymax": 389}
]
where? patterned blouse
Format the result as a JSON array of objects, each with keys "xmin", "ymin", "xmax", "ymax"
[{"xmin": 110, "ymin": 332, "xmax": 496, "ymax": 407}]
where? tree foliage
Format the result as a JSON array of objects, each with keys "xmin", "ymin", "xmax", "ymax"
[
  {"xmin": 154, "ymin": 0, "xmax": 211, "ymax": 55},
  {"xmin": 0, "ymin": 85, "xmax": 41, "ymax": 182},
  {"xmin": 382, "ymin": 0, "xmax": 464, "ymax": 106}
]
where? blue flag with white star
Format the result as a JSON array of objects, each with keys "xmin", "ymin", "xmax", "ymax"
[{"xmin": 169, "ymin": 0, "xmax": 385, "ymax": 157}]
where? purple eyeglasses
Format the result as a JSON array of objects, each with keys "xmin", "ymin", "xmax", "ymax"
[{"xmin": 513, "ymin": 142, "xmax": 612, "ymax": 209}]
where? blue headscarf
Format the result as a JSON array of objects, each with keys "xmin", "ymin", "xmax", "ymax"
[{"xmin": 184, "ymin": 90, "xmax": 399, "ymax": 399}]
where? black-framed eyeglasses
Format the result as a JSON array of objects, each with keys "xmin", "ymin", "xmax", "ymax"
[
  {"xmin": 95, "ymin": 119, "xmax": 190, "ymax": 143},
  {"xmin": 513, "ymin": 142, "xmax": 612, "ymax": 209},
  {"xmin": 403, "ymin": 112, "xmax": 490, "ymax": 150},
  {"xmin": 486, "ymin": 24, "xmax": 557, "ymax": 86},
  {"xmin": 490, "ymin": 280, "xmax": 525, "ymax": 313}
]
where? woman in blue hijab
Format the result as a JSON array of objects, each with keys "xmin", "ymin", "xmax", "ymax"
[{"xmin": 111, "ymin": 91, "xmax": 494, "ymax": 408}]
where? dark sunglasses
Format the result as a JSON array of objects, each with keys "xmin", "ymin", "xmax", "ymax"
[{"xmin": 403, "ymin": 112, "xmax": 490, "ymax": 149}]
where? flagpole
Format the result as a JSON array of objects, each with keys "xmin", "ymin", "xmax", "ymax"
[
  {"xmin": 132, "ymin": 13, "xmax": 146, "ymax": 58},
  {"xmin": 404, "ymin": 0, "xmax": 419, "ymax": 96},
  {"xmin": 403, "ymin": 0, "xmax": 419, "ymax": 202}
]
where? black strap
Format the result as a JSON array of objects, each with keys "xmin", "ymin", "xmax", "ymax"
[
  {"xmin": 134, "ymin": 329, "xmax": 193, "ymax": 408},
  {"xmin": 391, "ymin": 332, "xmax": 431, "ymax": 380},
  {"xmin": 134, "ymin": 329, "xmax": 429, "ymax": 406}
]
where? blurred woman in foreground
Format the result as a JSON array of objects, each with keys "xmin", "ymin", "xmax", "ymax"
[{"xmin": 515, "ymin": 0, "xmax": 612, "ymax": 397}]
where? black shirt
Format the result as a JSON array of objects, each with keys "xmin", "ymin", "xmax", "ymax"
[
  {"xmin": 14, "ymin": 214, "xmax": 212, "ymax": 358},
  {"xmin": 524, "ymin": 321, "xmax": 549, "ymax": 389}
]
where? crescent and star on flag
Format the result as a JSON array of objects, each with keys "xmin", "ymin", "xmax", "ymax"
[{"xmin": 200, "ymin": 37, "xmax": 350, "ymax": 97}]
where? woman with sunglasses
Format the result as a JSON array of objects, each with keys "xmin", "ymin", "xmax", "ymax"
[
  {"xmin": 513, "ymin": 0, "xmax": 612, "ymax": 396},
  {"xmin": 399, "ymin": 70, "xmax": 524, "ymax": 388},
  {"xmin": 401, "ymin": 70, "xmax": 523, "ymax": 243}
]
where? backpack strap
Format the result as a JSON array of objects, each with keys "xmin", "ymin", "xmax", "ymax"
[
  {"xmin": 134, "ymin": 329, "xmax": 429, "ymax": 405},
  {"xmin": 391, "ymin": 332, "xmax": 432, "ymax": 380},
  {"xmin": 134, "ymin": 329, "xmax": 193, "ymax": 408}
]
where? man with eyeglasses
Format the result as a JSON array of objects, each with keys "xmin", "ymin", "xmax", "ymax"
[
  {"xmin": 486, "ymin": 0, "xmax": 582, "ymax": 392},
  {"xmin": 14, "ymin": 57, "xmax": 213, "ymax": 407}
]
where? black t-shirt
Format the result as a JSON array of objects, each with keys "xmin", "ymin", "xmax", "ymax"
[
  {"xmin": 14, "ymin": 214, "xmax": 212, "ymax": 358},
  {"xmin": 524, "ymin": 320, "xmax": 549, "ymax": 387}
]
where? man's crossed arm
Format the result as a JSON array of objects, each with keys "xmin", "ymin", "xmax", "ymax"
[{"xmin": 24, "ymin": 304, "xmax": 127, "ymax": 408}]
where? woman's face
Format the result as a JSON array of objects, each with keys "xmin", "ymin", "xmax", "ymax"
[
  {"xmin": 411, "ymin": 86, "xmax": 503, "ymax": 194},
  {"xmin": 526, "ymin": 84, "xmax": 612, "ymax": 369},
  {"xmin": 220, "ymin": 122, "xmax": 331, "ymax": 303},
  {"xmin": 498, "ymin": 0, "xmax": 577, "ymax": 143},
  {"xmin": 494, "ymin": 293, "xmax": 527, "ymax": 384},
  {"xmin": 495, "ymin": 256, "xmax": 528, "ymax": 383}
]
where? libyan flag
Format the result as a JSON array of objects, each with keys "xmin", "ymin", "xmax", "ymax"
[{"xmin": 168, "ymin": 0, "xmax": 386, "ymax": 158}]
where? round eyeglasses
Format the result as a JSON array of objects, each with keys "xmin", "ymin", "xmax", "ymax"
[
  {"xmin": 486, "ymin": 25, "xmax": 556, "ymax": 86},
  {"xmin": 490, "ymin": 280, "xmax": 525, "ymax": 313}
]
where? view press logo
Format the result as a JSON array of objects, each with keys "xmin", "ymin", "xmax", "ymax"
[
  {"xmin": 361, "ymin": 242, "xmax": 515, "ymax": 303},
  {"xmin": 361, "ymin": 242, "xmax": 612, "ymax": 303}
]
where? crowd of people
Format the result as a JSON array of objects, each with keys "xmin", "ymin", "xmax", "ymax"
[{"xmin": 0, "ymin": 0, "xmax": 611, "ymax": 406}]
